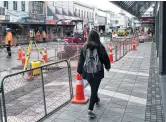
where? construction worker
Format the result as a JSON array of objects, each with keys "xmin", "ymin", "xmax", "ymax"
[
  {"xmin": 5, "ymin": 28, "xmax": 13, "ymax": 58},
  {"xmin": 42, "ymin": 30, "xmax": 46, "ymax": 43},
  {"xmin": 36, "ymin": 30, "xmax": 40, "ymax": 41}
]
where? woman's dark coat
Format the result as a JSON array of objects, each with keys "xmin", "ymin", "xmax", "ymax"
[{"xmin": 77, "ymin": 42, "xmax": 111, "ymax": 81}]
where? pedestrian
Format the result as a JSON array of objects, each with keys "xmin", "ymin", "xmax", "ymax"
[
  {"xmin": 83, "ymin": 25, "xmax": 88, "ymax": 41},
  {"xmin": 100, "ymin": 29, "xmax": 103, "ymax": 36},
  {"xmin": 42, "ymin": 30, "xmax": 46, "ymax": 43},
  {"xmin": 5, "ymin": 28, "xmax": 13, "ymax": 58},
  {"xmin": 77, "ymin": 30, "xmax": 111, "ymax": 118},
  {"xmin": 36, "ymin": 30, "xmax": 40, "ymax": 41}
]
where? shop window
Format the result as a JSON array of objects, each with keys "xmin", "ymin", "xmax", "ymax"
[
  {"xmin": 75, "ymin": 9, "xmax": 77, "ymax": 15},
  {"xmin": 22, "ymin": 1, "xmax": 25, "ymax": 11},
  {"xmin": 89, "ymin": 12, "xmax": 91, "ymax": 20},
  {"xmin": 4, "ymin": 1, "xmax": 8, "ymax": 9},
  {"xmin": 32, "ymin": 1, "xmax": 44, "ymax": 15},
  {"xmin": 78, "ymin": 10, "xmax": 80, "ymax": 17},
  {"xmin": 81, "ymin": 10, "xmax": 83, "ymax": 18},
  {"xmin": 13, "ymin": 1, "xmax": 17, "ymax": 10}
]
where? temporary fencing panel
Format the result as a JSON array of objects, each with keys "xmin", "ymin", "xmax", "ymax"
[{"xmin": 0, "ymin": 60, "xmax": 72, "ymax": 122}]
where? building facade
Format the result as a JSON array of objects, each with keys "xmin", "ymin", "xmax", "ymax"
[
  {"xmin": 0, "ymin": 1, "xmax": 29, "ymax": 35},
  {"xmin": 0, "ymin": 1, "xmax": 123, "ymax": 38},
  {"xmin": 47, "ymin": 1, "xmax": 75, "ymax": 36},
  {"xmin": 74, "ymin": 2, "xmax": 94, "ymax": 31}
]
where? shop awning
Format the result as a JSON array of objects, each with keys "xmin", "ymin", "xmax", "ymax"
[
  {"xmin": 55, "ymin": 7, "xmax": 62, "ymax": 15},
  {"xmin": 62, "ymin": 8, "xmax": 68, "ymax": 16},
  {"xmin": 64, "ymin": 16, "xmax": 71, "ymax": 20},
  {"xmin": 68, "ymin": 10, "xmax": 73, "ymax": 16},
  {"xmin": 55, "ymin": 14, "xmax": 64, "ymax": 20}
]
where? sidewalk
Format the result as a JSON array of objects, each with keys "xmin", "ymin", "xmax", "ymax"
[{"xmin": 41, "ymin": 41, "xmax": 163, "ymax": 122}]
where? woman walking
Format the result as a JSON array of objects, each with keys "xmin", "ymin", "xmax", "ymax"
[{"xmin": 77, "ymin": 30, "xmax": 111, "ymax": 118}]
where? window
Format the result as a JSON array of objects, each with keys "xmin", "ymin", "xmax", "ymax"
[
  {"xmin": 13, "ymin": 1, "xmax": 17, "ymax": 10},
  {"xmin": 22, "ymin": 1, "xmax": 25, "ymax": 11},
  {"xmin": 78, "ymin": 10, "xmax": 80, "ymax": 17},
  {"xmin": 87, "ymin": 12, "xmax": 88, "ymax": 18},
  {"xmin": 84, "ymin": 11, "xmax": 86, "ymax": 18},
  {"xmin": 4, "ymin": 1, "xmax": 8, "ymax": 9},
  {"xmin": 32, "ymin": 1, "xmax": 44, "ymax": 14},
  {"xmin": 81, "ymin": 10, "xmax": 83, "ymax": 18},
  {"xmin": 75, "ymin": 9, "xmax": 77, "ymax": 15},
  {"xmin": 92, "ymin": 13, "xmax": 93, "ymax": 19},
  {"xmin": 89, "ymin": 12, "xmax": 91, "ymax": 20}
]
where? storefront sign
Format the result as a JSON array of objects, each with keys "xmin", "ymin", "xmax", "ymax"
[
  {"xmin": 139, "ymin": 17, "xmax": 155, "ymax": 23},
  {"xmin": 17, "ymin": 17, "xmax": 45, "ymax": 24},
  {"xmin": 17, "ymin": 18, "xmax": 26, "ymax": 24},
  {"xmin": 46, "ymin": 20, "xmax": 56, "ymax": 24},
  {"xmin": 27, "ymin": 18, "xmax": 45, "ymax": 24},
  {"xmin": 0, "ymin": 15, "xmax": 5, "ymax": 20},
  {"xmin": 10, "ymin": 16, "xmax": 21, "ymax": 22}
]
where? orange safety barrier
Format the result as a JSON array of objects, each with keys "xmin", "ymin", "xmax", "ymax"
[
  {"xmin": 109, "ymin": 44, "xmax": 114, "ymax": 63},
  {"xmin": 71, "ymin": 73, "xmax": 88, "ymax": 104},
  {"xmin": 17, "ymin": 45, "xmax": 22, "ymax": 60}
]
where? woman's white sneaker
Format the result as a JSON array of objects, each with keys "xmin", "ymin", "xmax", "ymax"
[{"xmin": 88, "ymin": 110, "xmax": 96, "ymax": 118}]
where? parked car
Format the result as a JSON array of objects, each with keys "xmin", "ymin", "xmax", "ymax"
[{"xmin": 117, "ymin": 28, "xmax": 128, "ymax": 36}]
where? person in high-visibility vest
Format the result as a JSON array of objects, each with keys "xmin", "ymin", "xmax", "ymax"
[
  {"xmin": 5, "ymin": 28, "xmax": 13, "ymax": 58},
  {"xmin": 42, "ymin": 30, "xmax": 47, "ymax": 43},
  {"xmin": 36, "ymin": 31, "xmax": 40, "ymax": 41}
]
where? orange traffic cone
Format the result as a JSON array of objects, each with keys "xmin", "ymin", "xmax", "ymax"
[
  {"xmin": 21, "ymin": 49, "xmax": 25, "ymax": 67},
  {"xmin": 71, "ymin": 73, "xmax": 89, "ymax": 104},
  {"xmin": 132, "ymin": 38, "xmax": 136, "ymax": 50},
  {"xmin": 109, "ymin": 44, "xmax": 114, "ymax": 63},
  {"xmin": 22, "ymin": 48, "xmax": 25, "ymax": 57},
  {"xmin": 44, "ymin": 47, "xmax": 47, "ymax": 54},
  {"xmin": 43, "ymin": 52, "xmax": 48, "ymax": 63},
  {"xmin": 43, "ymin": 48, "xmax": 48, "ymax": 63},
  {"xmin": 17, "ymin": 45, "xmax": 22, "ymax": 60}
]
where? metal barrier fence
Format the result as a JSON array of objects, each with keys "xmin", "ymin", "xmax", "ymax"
[
  {"xmin": 0, "ymin": 36, "xmax": 140, "ymax": 73},
  {"xmin": 0, "ymin": 35, "xmax": 141, "ymax": 122},
  {"xmin": 0, "ymin": 60, "xmax": 73, "ymax": 122}
]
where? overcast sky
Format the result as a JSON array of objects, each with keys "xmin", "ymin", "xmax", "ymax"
[{"xmin": 77, "ymin": 0, "xmax": 134, "ymax": 18}]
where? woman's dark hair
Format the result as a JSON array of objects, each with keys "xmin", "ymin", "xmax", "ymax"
[{"xmin": 87, "ymin": 30, "xmax": 101, "ymax": 45}]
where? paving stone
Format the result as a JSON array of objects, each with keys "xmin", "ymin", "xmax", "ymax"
[
  {"xmin": 122, "ymin": 114, "xmax": 144, "ymax": 122},
  {"xmin": 145, "ymin": 42, "xmax": 165, "ymax": 122},
  {"xmin": 41, "ymin": 42, "xmax": 164, "ymax": 122}
]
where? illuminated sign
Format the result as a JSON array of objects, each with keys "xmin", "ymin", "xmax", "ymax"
[{"xmin": 139, "ymin": 17, "xmax": 155, "ymax": 23}]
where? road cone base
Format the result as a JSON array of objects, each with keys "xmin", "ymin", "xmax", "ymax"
[{"xmin": 71, "ymin": 96, "xmax": 89, "ymax": 104}]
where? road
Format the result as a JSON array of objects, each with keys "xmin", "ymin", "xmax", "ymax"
[{"xmin": 0, "ymin": 35, "xmax": 131, "ymax": 72}]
